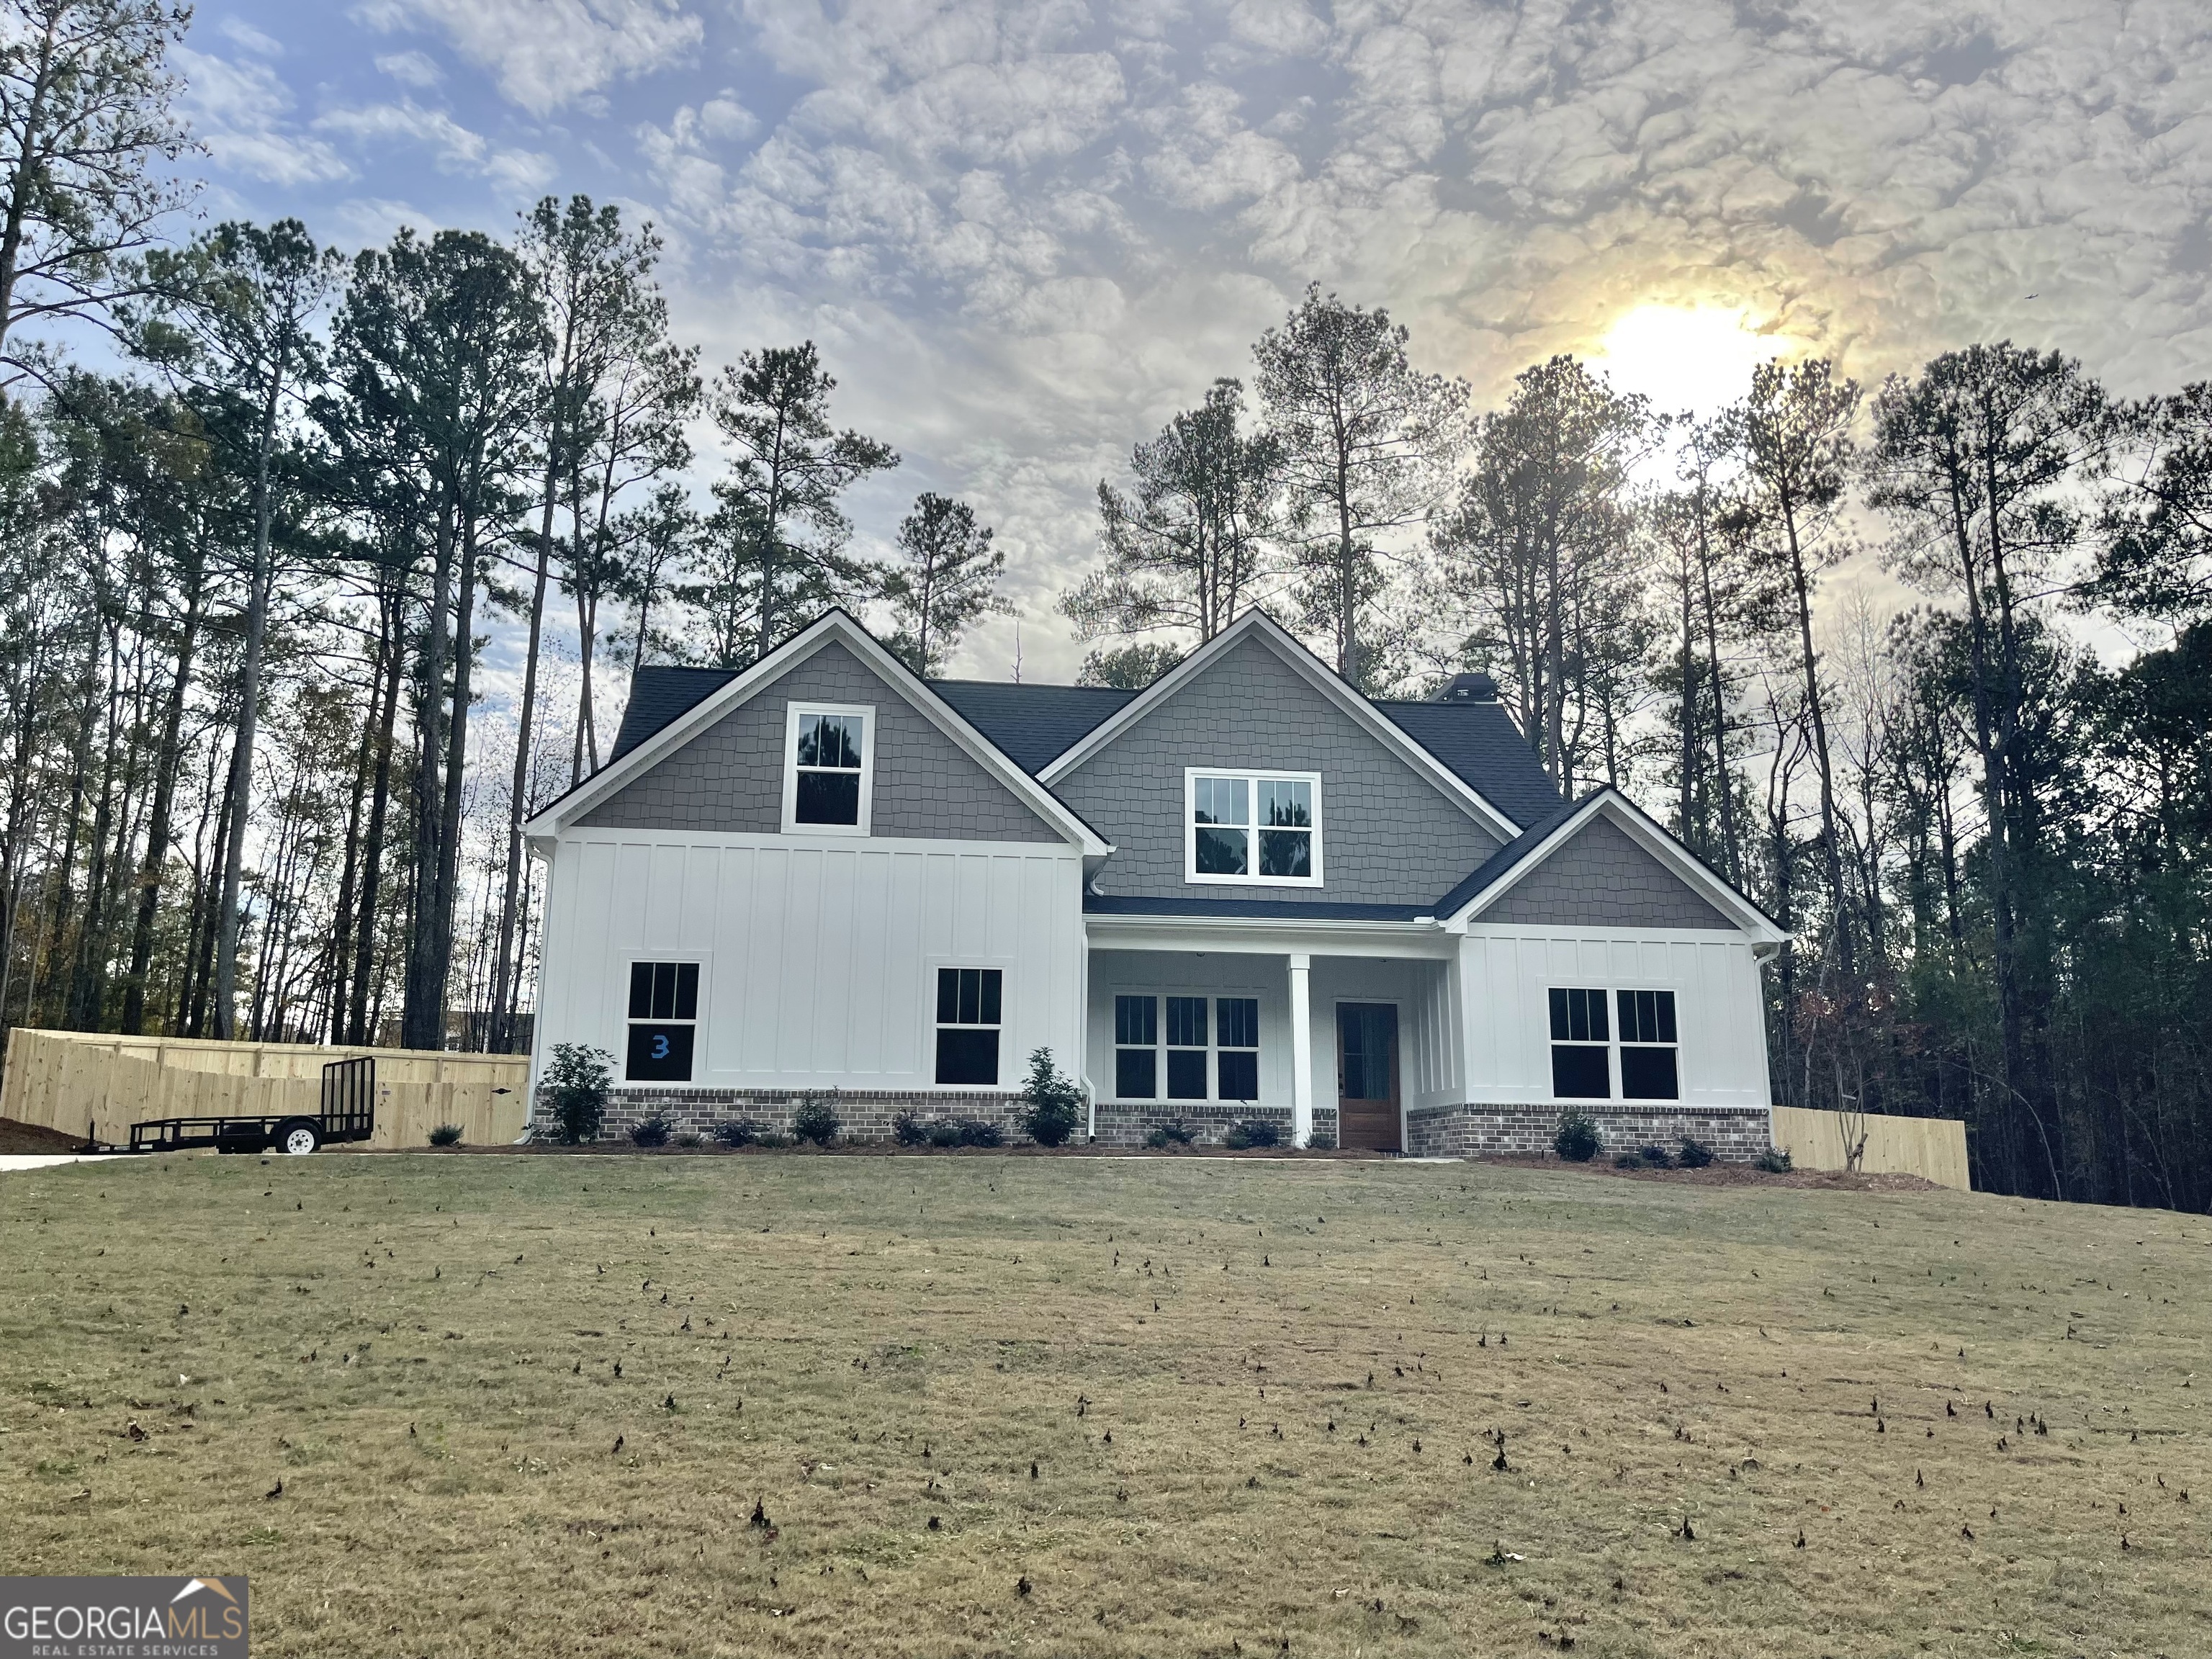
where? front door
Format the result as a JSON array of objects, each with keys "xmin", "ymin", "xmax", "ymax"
[{"xmin": 1336, "ymin": 1003, "xmax": 1401, "ymax": 1151}]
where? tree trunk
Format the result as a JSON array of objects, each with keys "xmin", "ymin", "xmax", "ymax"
[
  {"xmin": 120, "ymin": 557, "xmax": 204, "ymax": 1034},
  {"xmin": 350, "ymin": 583, "xmax": 403, "ymax": 1046},
  {"xmin": 402, "ymin": 493, "xmax": 456, "ymax": 1051}
]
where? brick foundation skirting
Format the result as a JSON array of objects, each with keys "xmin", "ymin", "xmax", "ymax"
[
  {"xmin": 534, "ymin": 1086, "xmax": 1030, "ymax": 1143},
  {"xmin": 1090, "ymin": 1102, "xmax": 1295, "ymax": 1148},
  {"xmin": 1403, "ymin": 1102, "xmax": 1772, "ymax": 1161}
]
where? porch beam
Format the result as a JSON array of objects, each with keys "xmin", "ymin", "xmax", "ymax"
[{"xmin": 1288, "ymin": 952, "xmax": 1314, "ymax": 1148}]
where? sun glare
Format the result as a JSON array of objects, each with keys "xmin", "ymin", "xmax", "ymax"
[{"xmin": 1590, "ymin": 305, "xmax": 1805, "ymax": 416}]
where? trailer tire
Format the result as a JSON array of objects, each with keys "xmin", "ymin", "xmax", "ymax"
[{"xmin": 276, "ymin": 1119, "xmax": 322, "ymax": 1156}]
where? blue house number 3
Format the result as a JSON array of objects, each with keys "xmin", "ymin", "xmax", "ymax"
[{"xmin": 651, "ymin": 1034, "xmax": 671, "ymax": 1059}]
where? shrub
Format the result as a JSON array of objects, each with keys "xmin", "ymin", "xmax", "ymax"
[
  {"xmin": 1614, "ymin": 1151, "xmax": 1642, "ymax": 1169},
  {"xmin": 1225, "ymin": 1118, "xmax": 1281, "ymax": 1151},
  {"xmin": 893, "ymin": 1110, "xmax": 928, "ymax": 1146},
  {"xmin": 1552, "ymin": 1110, "xmax": 1601, "ymax": 1162},
  {"xmin": 1306, "ymin": 1127, "xmax": 1336, "ymax": 1151},
  {"xmin": 630, "ymin": 1116, "xmax": 671, "ymax": 1148},
  {"xmin": 1143, "ymin": 1118, "xmax": 1195, "ymax": 1150},
  {"xmin": 675, "ymin": 1133, "xmax": 702, "ymax": 1148},
  {"xmin": 1017, "ymin": 1047, "xmax": 1084, "ymax": 1146},
  {"xmin": 1144, "ymin": 1126, "xmax": 1169, "ymax": 1148},
  {"xmin": 927, "ymin": 1120, "xmax": 964, "ymax": 1148},
  {"xmin": 1676, "ymin": 1136, "xmax": 1714, "ymax": 1169},
  {"xmin": 753, "ymin": 1132, "xmax": 793, "ymax": 1149},
  {"xmin": 961, "ymin": 1118, "xmax": 1005, "ymax": 1148},
  {"xmin": 427, "ymin": 1123, "xmax": 463, "ymax": 1148},
  {"xmin": 791, "ymin": 1093, "xmax": 840, "ymax": 1146},
  {"xmin": 1640, "ymin": 1144, "xmax": 1672, "ymax": 1169},
  {"xmin": 542, "ymin": 1043, "xmax": 614, "ymax": 1144},
  {"xmin": 1755, "ymin": 1146, "xmax": 1794, "ymax": 1174},
  {"xmin": 711, "ymin": 1118, "xmax": 760, "ymax": 1148}
]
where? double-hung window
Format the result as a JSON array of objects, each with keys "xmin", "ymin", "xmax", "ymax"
[
  {"xmin": 1616, "ymin": 989, "xmax": 1679, "ymax": 1100},
  {"xmin": 1186, "ymin": 770, "xmax": 1321, "ymax": 885},
  {"xmin": 1547, "ymin": 987, "xmax": 1681, "ymax": 1101},
  {"xmin": 935, "ymin": 967, "xmax": 1002, "ymax": 1086},
  {"xmin": 627, "ymin": 961, "xmax": 699, "ymax": 1082},
  {"xmin": 1113, "ymin": 994, "xmax": 1262, "ymax": 1102},
  {"xmin": 783, "ymin": 704, "xmax": 873, "ymax": 832}
]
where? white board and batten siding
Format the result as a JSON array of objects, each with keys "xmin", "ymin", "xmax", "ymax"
[
  {"xmin": 536, "ymin": 829, "xmax": 1087, "ymax": 1092},
  {"xmin": 1455, "ymin": 925, "xmax": 1773, "ymax": 1107}
]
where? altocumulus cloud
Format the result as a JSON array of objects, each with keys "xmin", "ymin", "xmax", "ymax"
[{"xmin": 176, "ymin": 0, "xmax": 2212, "ymax": 675}]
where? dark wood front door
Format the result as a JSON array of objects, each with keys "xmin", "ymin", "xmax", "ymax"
[{"xmin": 1336, "ymin": 1003, "xmax": 1401, "ymax": 1151}]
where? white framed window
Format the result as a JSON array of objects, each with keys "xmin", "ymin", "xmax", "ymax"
[
  {"xmin": 935, "ymin": 966, "xmax": 1002, "ymax": 1086},
  {"xmin": 1184, "ymin": 769, "xmax": 1321, "ymax": 886},
  {"xmin": 782, "ymin": 703, "xmax": 874, "ymax": 834},
  {"xmin": 1547, "ymin": 986, "xmax": 1679, "ymax": 1101},
  {"xmin": 1111, "ymin": 993, "xmax": 1262, "ymax": 1102},
  {"xmin": 626, "ymin": 960, "xmax": 701, "ymax": 1082}
]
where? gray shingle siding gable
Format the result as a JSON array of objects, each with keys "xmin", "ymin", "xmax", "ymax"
[
  {"xmin": 1475, "ymin": 814, "xmax": 1732, "ymax": 929},
  {"xmin": 577, "ymin": 642, "xmax": 1064, "ymax": 843},
  {"xmin": 1054, "ymin": 634, "xmax": 1503, "ymax": 906}
]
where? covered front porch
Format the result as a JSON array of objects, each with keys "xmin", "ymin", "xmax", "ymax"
[{"xmin": 1082, "ymin": 917, "xmax": 1460, "ymax": 1150}]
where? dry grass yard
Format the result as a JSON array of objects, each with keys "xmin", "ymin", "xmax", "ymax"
[{"xmin": 2, "ymin": 1151, "xmax": 2208, "ymax": 1658}]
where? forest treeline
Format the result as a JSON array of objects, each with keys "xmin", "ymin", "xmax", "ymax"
[{"xmin": 1, "ymin": 0, "xmax": 2207, "ymax": 1210}]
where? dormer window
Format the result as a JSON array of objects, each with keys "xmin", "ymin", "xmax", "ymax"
[
  {"xmin": 1185, "ymin": 769, "xmax": 1321, "ymax": 886},
  {"xmin": 783, "ymin": 703, "xmax": 873, "ymax": 833}
]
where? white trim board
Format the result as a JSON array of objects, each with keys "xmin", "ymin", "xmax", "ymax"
[
  {"xmin": 1037, "ymin": 609, "xmax": 1524, "ymax": 842},
  {"xmin": 524, "ymin": 609, "xmax": 1112, "ymax": 858}
]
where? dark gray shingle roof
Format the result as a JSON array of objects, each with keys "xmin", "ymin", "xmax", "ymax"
[
  {"xmin": 607, "ymin": 665, "xmax": 741, "ymax": 761},
  {"xmin": 1429, "ymin": 794, "xmax": 1590, "ymax": 917},
  {"xmin": 925, "ymin": 680, "xmax": 1135, "ymax": 774},
  {"xmin": 1084, "ymin": 894, "xmax": 1430, "ymax": 922},
  {"xmin": 1371, "ymin": 699, "xmax": 1563, "ymax": 829}
]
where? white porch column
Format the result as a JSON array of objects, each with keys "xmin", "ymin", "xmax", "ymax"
[{"xmin": 1288, "ymin": 951, "xmax": 1314, "ymax": 1147}]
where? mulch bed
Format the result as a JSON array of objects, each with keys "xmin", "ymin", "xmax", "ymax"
[
  {"xmin": 0, "ymin": 1115, "xmax": 94, "ymax": 1154},
  {"xmin": 377, "ymin": 1141, "xmax": 1387, "ymax": 1158},
  {"xmin": 1474, "ymin": 1153, "xmax": 1946, "ymax": 1193}
]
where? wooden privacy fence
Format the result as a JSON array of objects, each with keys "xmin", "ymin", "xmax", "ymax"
[
  {"xmin": 0, "ymin": 1028, "xmax": 530, "ymax": 1150},
  {"xmin": 1770, "ymin": 1105, "xmax": 1971, "ymax": 1191}
]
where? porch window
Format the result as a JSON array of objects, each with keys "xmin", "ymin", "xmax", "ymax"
[
  {"xmin": 1548, "ymin": 986, "xmax": 1611, "ymax": 1099},
  {"xmin": 1217, "ymin": 997, "xmax": 1259, "ymax": 1102},
  {"xmin": 1186, "ymin": 770, "xmax": 1321, "ymax": 885},
  {"xmin": 783, "ymin": 703, "xmax": 873, "ymax": 832},
  {"xmin": 1166, "ymin": 997, "xmax": 1208, "ymax": 1099},
  {"xmin": 1617, "ymin": 989, "xmax": 1679, "ymax": 1100},
  {"xmin": 627, "ymin": 961, "xmax": 699, "ymax": 1082},
  {"xmin": 1114, "ymin": 994, "xmax": 1157, "ymax": 1098},
  {"xmin": 935, "ymin": 967, "xmax": 1002, "ymax": 1086},
  {"xmin": 1112, "ymin": 994, "xmax": 1262, "ymax": 1102}
]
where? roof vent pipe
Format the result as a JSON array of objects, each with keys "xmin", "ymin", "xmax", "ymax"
[{"xmin": 1437, "ymin": 672, "xmax": 1498, "ymax": 703}]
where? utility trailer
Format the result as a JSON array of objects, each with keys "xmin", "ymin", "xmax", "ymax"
[{"xmin": 102, "ymin": 1056, "xmax": 376, "ymax": 1156}]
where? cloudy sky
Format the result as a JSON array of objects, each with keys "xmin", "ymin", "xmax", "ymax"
[{"xmin": 178, "ymin": 0, "xmax": 2212, "ymax": 680}]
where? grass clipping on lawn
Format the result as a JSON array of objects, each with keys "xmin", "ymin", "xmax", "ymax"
[{"xmin": 2, "ymin": 1156, "xmax": 2207, "ymax": 1657}]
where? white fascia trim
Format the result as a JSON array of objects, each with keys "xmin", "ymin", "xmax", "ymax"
[
  {"xmin": 524, "ymin": 610, "xmax": 1112, "ymax": 856},
  {"xmin": 1084, "ymin": 914, "xmax": 1457, "ymax": 961},
  {"xmin": 1440, "ymin": 791, "xmax": 1787, "ymax": 944},
  {"xmin": 554, "ymin": 826, "xmax": 1089, "ymax": 860},
  {"xmin": 1036, "ymin": 610, "xmax": 1523, "ymax": 842}
]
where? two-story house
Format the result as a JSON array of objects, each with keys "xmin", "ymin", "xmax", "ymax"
[{"xmin": 522, "ymin": 607, "xmax": 1785, "ymax": 1156}]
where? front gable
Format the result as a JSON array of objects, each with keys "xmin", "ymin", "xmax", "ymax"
[
  {"xmin": 1051, "ymin": 631, "xmax": 1506, "ymax": 906},
  {"xmin": 1474, "ymin": 813, "xmax": 1730, "ymax": 928},
  {"xmin": 572, "ymin": 638, "xmax": 1065, "ymax": 845}
]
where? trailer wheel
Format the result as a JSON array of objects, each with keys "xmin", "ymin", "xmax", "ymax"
[{"xmin": 276, "ymin": 1119, "xmax": 322, "ymax": 1156}]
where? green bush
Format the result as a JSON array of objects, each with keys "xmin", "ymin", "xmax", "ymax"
[
  {"xmin": 1640, "ymin": 1144, "xmax": 1672, "ymax": 1169},
  {"xmin": 1676, "ymin": 1136, "xmax": 1714, "ymax": 1169},
  {"xmin": 1755, "ymin": 1146, "xmax": 1793, "ymax": 1174},
  {"xmin": 426, "ymin": 1123, "xmax": 463, "ymax": 1148},
  {"xmin": 1017, "ymin": 1048, "xmax": 1084, "ymax": 1146},
  {"xmin": 1614, "ymin": 1151, "xmax": 1642, "ymax": 1169},
  {"xmin": 1225, "ymin": 1118, "xmax": 1282, "ymax": 1150},
  {"xmin": 1143, "ymin": 1118, "xmax": 1195, "ymax": 1150},
  {"xmin": 893, "ymin": 1110, "xmax": 927, "ymax": 1146},
  {"xmin": 675, "ymin": 1133, "xmax": 702, "ymax": 1148},
  {"xmin": 630, "ymin": 1116, "xmax": 670, "ymax": 1148},
  {"xmin": 542, "ymin": 1043, "xmax": 614, "ymax": 1144},
  {"xmin": 791, "ymin": 1093, "xmax": 840, "ymax": 1146},
  {"xmin": 1306, "ymin": 1127, "xmax": 1336, "ymax": 1151},
  {"xmin": 927, "ymin": 1119, "xmax": 964, "ymax": 1148},
  {"xmin": 1552, "ymin": 1110, "xmax": 1601, "ymax": 1162},
  {"xmin": 711, "ymin": 1118, "xmax": 760, "ymax": 1148}
]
